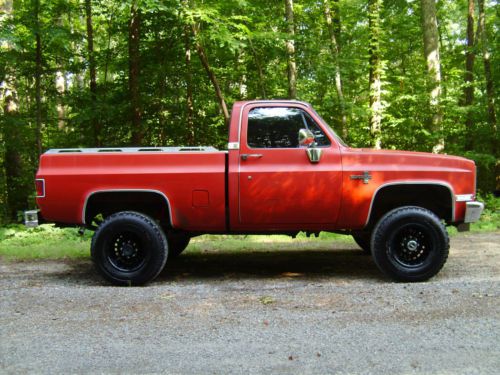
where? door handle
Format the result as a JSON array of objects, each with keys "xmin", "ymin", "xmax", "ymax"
[{"xmin": 241, "ymin": 154, "xmax": 263, "ymax": 161}]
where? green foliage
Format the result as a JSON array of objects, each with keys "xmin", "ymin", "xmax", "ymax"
[
  {"xmin": 0, "ymin": 0, "xmax": 498, "ymax": 222},
  {"xmin": 0, "ymin": 224, "xmax": 91, "ymax": 259},
  {"xmin": 462, "ymin": 152, "xmax": 498, "ymax": 192}
]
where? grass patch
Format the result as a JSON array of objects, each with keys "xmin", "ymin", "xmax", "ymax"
[
  {"xmin": 0, "ymin": 224, "xmax": 91, "ymax": 260},
  {"xmin": 471, "ymin": 194, "xmax": 500, "ymax": 231},
  {"xmin": 448, "ymin": 194, "xmax": 500, "ymax": 234},
  {"xmin": 189, "ymin": 231, "xmax": 353, "ymax": 254},
  {"xmin": 0, "ymin": 226, "xmax": 354, "ymax": 261},
  {"xmin": 1, "ymin": 195, "xmax": 498, "ymax": 260}
]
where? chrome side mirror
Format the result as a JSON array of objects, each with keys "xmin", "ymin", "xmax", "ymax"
[
  {"xmin": 298, "ymin": 128, "xmax": 322, "ymax": 163},
  {"xmin": 298, "ymin": 128, "xmax": 315, "ymax": 147}
]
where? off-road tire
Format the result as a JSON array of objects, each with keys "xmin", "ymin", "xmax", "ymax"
[
  {"xmin": 371, "ymin": 206, "xmax": 449, "ymax": 282},
  {"xmin": 91, "ymin": 211, "xmax": 168, "ymax": 286}
]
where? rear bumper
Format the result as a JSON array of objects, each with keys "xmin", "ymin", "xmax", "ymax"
[
  {"xmin": 464, "ymin": 201, "xmax": 484, "ymax": 223},
  {"xmin": 24, "ymin": 210, "xmax": 43, "ymax": 228}
]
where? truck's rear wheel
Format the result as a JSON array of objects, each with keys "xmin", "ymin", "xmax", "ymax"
[
  {"xmin": 91, "ymin": 211, "xmax": 168, "ymax": 286},
  {"xmin": 371, "ymin": 206, "xmax": 449, "ymax": 282},
  {"xmin": 166, "ymin": 231, "xmax": 191, "ymax": 258}
]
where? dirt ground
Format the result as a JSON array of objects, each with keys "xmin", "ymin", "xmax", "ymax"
[{"xmin": 1, "ymin": 231, "xmax": 499, "ymax": 374}]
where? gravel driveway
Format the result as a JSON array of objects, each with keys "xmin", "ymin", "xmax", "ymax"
[{"xmin": 1, "ymin": 231, "xmax": 499, "ymax": 374}]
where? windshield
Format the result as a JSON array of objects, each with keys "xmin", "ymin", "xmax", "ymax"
[{"xmin": 310, "ymin": 108, "xmax": 348, "ymax": 147}]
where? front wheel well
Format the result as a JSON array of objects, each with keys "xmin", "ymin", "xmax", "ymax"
[
  {"xmin": 84, "ymin": 191, "xmax": 172, "ymax": 228},
  {"xmin": 367, "ymin": 184, "xmax": 453, "ymax": 228}
]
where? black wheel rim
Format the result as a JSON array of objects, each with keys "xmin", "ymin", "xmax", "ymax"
[
  {"xmin": 388, "ymin": 223, "xmax": 434, "ymax": 268},
  {"xmin": 105, "ymin": 230, "xmax": 148, "ymax": 272}
]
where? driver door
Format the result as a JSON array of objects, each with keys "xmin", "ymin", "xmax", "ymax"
[{"xmin": 238, "ymin": 103, "xmax": 342, "ymax": 228}]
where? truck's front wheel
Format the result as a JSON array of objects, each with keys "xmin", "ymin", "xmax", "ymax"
[
  {"xmin": 91, "ymin": 211, "xmax": 168, "ymax": 286},
  {"xmin": 371, "ymin": 206, "xmax": 449, "ymax": 282}
]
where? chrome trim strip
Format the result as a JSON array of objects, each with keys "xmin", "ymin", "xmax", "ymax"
[
  {"xmin": 36, "ymin": 178, "xmax": 45, "ymax": 198},
  {"xmin": 364, "ymin": 181, "xmax": 456, "ymax": 227},
  {"xmin": 456, "ymin": 194, "xmax": 474, "ymax": 202},
  {"xmin": 45, "ymin": 146, "xmax": 218, "ymax": 154},
  {"xmin": 81, "ymin": 189, "xmax": 173, "ymax": 226}
]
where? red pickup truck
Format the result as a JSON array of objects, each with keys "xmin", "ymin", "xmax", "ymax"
[{"xmin": 29, "ymin": 100, "xmax": 484, "ymax": 285}]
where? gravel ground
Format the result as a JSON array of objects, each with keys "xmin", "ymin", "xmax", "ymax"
[{"xmin": 1, "ymin": 231, "xmax": 499, "ymax": 374}]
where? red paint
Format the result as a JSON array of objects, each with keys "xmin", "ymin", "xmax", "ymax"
[{"xmin": 36, "ymin": 100, "xmax": 478, "ymax": 233}]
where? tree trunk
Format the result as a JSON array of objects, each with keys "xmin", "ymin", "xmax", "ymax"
[
  {"xmin": 248, "ymin": 37, "xmax": 266, "ymax": 98},
  {"xmin": 324, "ymin": 0, "xmax": 347, "ymax": 138},
  {"xmin": 331, "ymin": 0, "xmax": 341, "ymax": 53},
  {"xmin": 192, "ymin": 25, "xmax": 230, "ymax": 126},
  {"xmin": 34, "ymin": 0, "xmax": 42, "ymax": 156},
  {"xmin": 85, "ymin": 0, "xmax": 100, "ymax": 146},
  {"xmin": 55, "ymin": 71, "xmax": 65, "ymax": 130},
  {"xmin": 368, "ymin": 0, "xmax": 382, "ymax": 149},
  {"xmin": 420, "ymin": 0, "xmax": 444, "ymax": 153},
  {"xmin": 3, "ymin": 92, "xmax": 23, "ymax": 219},
  {"xmin": 2, "ymin": 80, "xmax": 29, "ymax": 220},
  {"xmin": 463, "ymin": 0, "xmax": 475, "ymax": 150},
  {"xmin": 284, "ymin": 0, "xmax": 297, "ymax": 99},
  {"xmin": 129, "ymin": 1, "xmax": 142, "ymax": 145},
  {"xmin": 55, "ymin": 13, "xmax": 65, "ymax": 131},
  {"xmin": 1, "ymin": 0, "xmax": 28, "ymax": 221},
  {"xmin": 237, "ymin": 51, "xmax": 248, "ymax": 99},
  {"xmin": 103, "ymin": 6, "xmax": 115, "ymax": 84},
  {"xmin": 184, "ymin": 26, "xmax": 195, "ymax": 145},
  {"xmin": 477, "ymin": 0, "xmax": 497, "ymax": 152}
]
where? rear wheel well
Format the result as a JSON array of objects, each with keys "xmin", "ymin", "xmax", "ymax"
[
  {"xmin": 367, "ymin": 184, "xmax": 453, "ymax": 229},
  {"xmin": 84, "ymin": 191, "xmax": 171, "ymax": 228}
]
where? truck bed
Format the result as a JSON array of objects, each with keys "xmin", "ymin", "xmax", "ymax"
[{"xmin": 37, "ymin": 147, "xmax": 228, "ymax": 231}]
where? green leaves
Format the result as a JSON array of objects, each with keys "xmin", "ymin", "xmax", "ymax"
[{"xmin": 0, "ymin": 0, "xmax": 498, "ymax": 222}]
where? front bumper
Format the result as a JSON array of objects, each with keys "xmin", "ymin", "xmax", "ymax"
[{"xmin": 464, "ymin": 201, "xmax": 484, "ymax": 223}]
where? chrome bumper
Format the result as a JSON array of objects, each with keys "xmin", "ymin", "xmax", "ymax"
[
  {"xmin": 24, "ymin": 210, "xmax": 40, "ymax": 228},
  {"xmin": 464, "ymin": 201, "xmax": 484, "ymax": 223}
]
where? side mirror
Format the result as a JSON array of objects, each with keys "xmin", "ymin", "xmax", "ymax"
[
  {"xmin": 298, "ymin": 128, "xmax": 315, "ymax": 147},
  {"xmin": 298, "ymin": 128, "xmax": 322, "ymax": 163}
]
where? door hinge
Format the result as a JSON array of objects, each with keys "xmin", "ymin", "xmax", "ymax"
[{"xmin": 350, "ymin": 171, "xmax": 372, "ymax": 184}]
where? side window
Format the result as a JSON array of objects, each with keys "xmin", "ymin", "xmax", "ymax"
[{"xmin": 247, "ymin": 107, "xmax": 331, "ymax": 148}]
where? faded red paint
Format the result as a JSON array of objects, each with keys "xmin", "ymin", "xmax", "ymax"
[{"xmin": 36, "ymin": 100, "xmax": 477, "ymax": 233}]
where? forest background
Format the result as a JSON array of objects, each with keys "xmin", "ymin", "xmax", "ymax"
[{"xmin": 0, "ymin": 0, "xmax": 498, "ymax": 224}]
